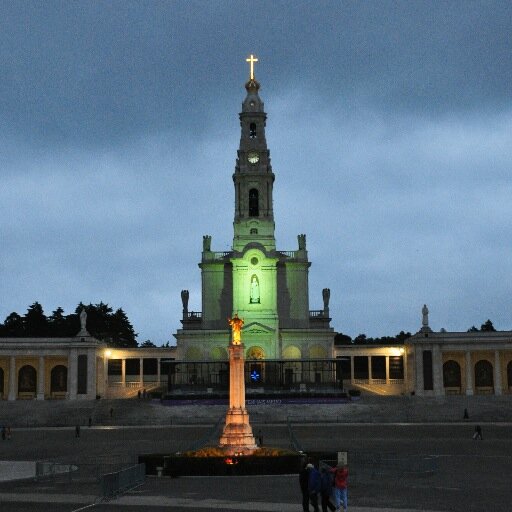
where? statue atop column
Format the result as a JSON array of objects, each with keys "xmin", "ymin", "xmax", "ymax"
[
  {"xmin": 77, "ymin": 308, "xmax": 90, "ymax": 337},
  {"xmin": 298, "ymin": 234, "xmax": 306, "ymax": 250},
  {"xmin": 422, "ymin": 304, "xmax": 429, "ymax": 327},
  {"xmin": 181, "ymin": 290, "xmax": 189, "ymax": 318},
  {"xmin": 202, "ymin": 235, "xmax": 212, "ymax": 252},
  {"xmin": 228, "ymin": 313, "xmax": 244, "ymax": 345},
  {"xmin": 322, "ymin": 288, "xmax": 330, "ymax": 310}
]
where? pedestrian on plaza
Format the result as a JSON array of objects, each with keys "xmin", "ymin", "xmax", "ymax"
[
  {"xmin": 299, "ymin": 461, "xmax": 311, "ymax": 512},
  {"xmin": 320, "ymin": 466, "xmax": 336, "ymax": 512},
  {"xmin": 463, "ymin": 408, "xmax": 469, "ymax": 419},
  {"xmin": 75, "ymin": 425, "xmax": 80, "ymax": 438},
  {"xmin": 257, "ymin": 429, "xmax": 263, "ymax": 446},
  {"xmin": 88, "ymin": 417, "xmax": 92, "ymax": 427},
  {"xmin": 330, "ymin": 463, "xmax": 348, "ymax": 512},
  {"xmin": 1, "ymin": 426, "xmax": 5, "ymax": 441},
  {"xmin": 6, "ymin": 427, "xmax": 11, "ymax": 440},
  {"xmin": 110, "ymin": 407, "xmax": 114, "ymax": 418},
  {"xmin": 473, "ymin": 425, "xmax": 483, "ymax": 440},
  {"xmin": 137, "ymin": 390, "xmax": 141, "ymax": 399},
  {"xmin": 308, "ymin": 462, "xmax": 321, "ymax": 512}
]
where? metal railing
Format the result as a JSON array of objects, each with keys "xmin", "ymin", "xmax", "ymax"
[{"xmin": 101, "ymin": 463, "xmax": 145, "ymax": 498}]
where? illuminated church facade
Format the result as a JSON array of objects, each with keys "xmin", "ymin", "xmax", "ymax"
[{"xmin": 174, "ymin": 58, "xmax": 335, "ymax": 363}]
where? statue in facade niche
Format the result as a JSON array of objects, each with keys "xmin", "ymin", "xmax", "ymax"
[
  {"xmin": 298, "ymin": 234, "xmax": 306, "ymax": 250},
  {"xmin": 322, "ymin": 288, "xmax": 331, "ymax": 310},
  {"xmin": 249, "ymin": 275, "xmax": 260, "ymax": 303},
  {"xmin": 181, "ymin": 290, "xmax": 189, "ymax": 314},
  {"xmin": 228, "ymin": 313, "xmax": 244, "ymax": 345},
  {"xmin": 422, "ymin": 304, "xmax": 429, "ymax": 327},
  {"xmin": 202, "ymin": 235, "xmax": 211, "ymax": 251}
]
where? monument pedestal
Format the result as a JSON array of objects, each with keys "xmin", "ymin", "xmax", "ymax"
[{"xmin": 219, "ymin": 342, "xmax": 257, "ymax": 452}]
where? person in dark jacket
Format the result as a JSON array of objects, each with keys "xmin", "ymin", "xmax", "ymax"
[
  {"xmin": 299, "ymin": 462, "xmax": 310, "ymax": 512},
  {"xmin": 320, "ymin": 466, "xmax": 336, "ymax": 512},
  {"xmin": 308, "ymin": 463, "xmax": 321, "ymax": 512}
]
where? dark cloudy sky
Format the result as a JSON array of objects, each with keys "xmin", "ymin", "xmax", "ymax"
[{"xmin": 1, "ymin": 1, "xmax": 511, "ymax": 344}]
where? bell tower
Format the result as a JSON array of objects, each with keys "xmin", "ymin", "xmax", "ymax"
[{"xmin": 233, "ymin": 55, "xmax": 276, "ymax": 253}]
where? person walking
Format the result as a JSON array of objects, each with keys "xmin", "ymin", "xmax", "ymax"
[
  {"xmin": 473, "ymin": 425, "xmax": 483, "ymax": 440},
  {"xmin": 330, "ymin": 464, "xmax": 348, "ymax": 512},
  {"xmin": 75, "ymin": 425, "xmax": 80, "ymax": 438},
  {"xmin": 320, "ymin": 466, "xmax": 336, "ymax": 512},
  {"xmin": 299, "ymin": 461, "xmax": 310, "ymax": 512},
  {"xmin": 1, "ymin": 426, "xmax": 5, "ymax": 441},
  {"xmin": 308, "ymin": 463, "xmax": 321, "ymax": 512}
]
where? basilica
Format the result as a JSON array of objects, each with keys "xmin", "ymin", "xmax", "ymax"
[{"xmin": 0, "ymin": 57, "xmax": 511, "ymax": 400}]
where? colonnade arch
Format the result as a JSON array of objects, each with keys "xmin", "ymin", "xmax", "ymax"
[
  {"xmin": 18, "ymin": 365, "xmax": 36, "ymax": 393},
  {"xmin": 475, "ymin": 360, "xmax": 493, "ymax": 388},
  {"xmin": 443, "ymin": 360, "xmax": 461, "ymax": 388}
]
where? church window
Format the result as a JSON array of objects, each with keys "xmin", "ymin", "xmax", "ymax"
[
  {"xmin": 250, "ymin": 228, "xmax": 258, "ymax": 235},
  {"xmin": 50, "ymin": 365, "xmax": 68, "ymax": 393},
  {"xmin": 443, "ymin": 360, "xmax": 461, "ymax": 388},
  {"xmin": 249, "ymin": 123, "xmax": 257, "ymax": 138},
  {"xmin": 249, "ymin": 189, "xmax": 259, "ymax": 216},
  {"xmin": 18, "ymin": 365, "xmax": 36, "ymax": 393},
  {"xmin": 250, "ymin": 256, "xmax": 258, "ymax": 265}
]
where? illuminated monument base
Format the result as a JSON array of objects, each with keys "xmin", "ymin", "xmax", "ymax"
[{"xmin": 219, "ymin": 342, "xmax": 257, "ymax": 453}]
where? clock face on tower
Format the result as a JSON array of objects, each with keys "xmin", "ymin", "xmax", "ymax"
[{"xmin": 247, "ymin": 152, "xmax": 259, "ymax": 164}]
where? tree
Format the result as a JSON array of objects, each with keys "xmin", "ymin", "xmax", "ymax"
[
  {"xmin": 480, "ymin": 319, "xmax": 496, "ymax": 332},
  {"xmin": 23, "ymin": 302, "xmax": 48, "ymax": 336},
  {"xmin": 139, "ymin": 339, "xmax": 156, "ymax": 348},
  {"xmin": 0, "ymin": 312, "xmax": 25, "ymax": 336},
  {"xmin": 48, "ymin": 307, "xmax": 67, "ymax": 336},
  {"xmin": 467, "ymin": 326, "xmax": 479, "ymax": 332},
  {"xmin": 334, "ymin": 332, "xmax": 353, "ymax": 345},
  {"xmin": 353, "ymin": 334, "xmax": 368, "ymax": 344}
]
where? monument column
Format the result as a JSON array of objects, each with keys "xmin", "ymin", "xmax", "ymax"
[
  {"xmin": 139, "ymin": 357, "xmax": 144, "ymax": 386},
  {"xmin": 37, "ymin": 356, "xmax": 45, "ymax": 400},
  {"xmin": 465, "ymin": 351, "xmax": 474, "ymax": 395},
  {"xmin": 385, "ymin": 356, "xmax": 390, "ymax": 384},
  {"xmin": 8, "ymin": 356, "xmax": 17, "ymax": 401},
  {"xmin": 219, "ymin": 314, "xmax": 257, "ymax": 452},
  {"xmin": 494, "ymin": 351, "xmax": 502, "ymax": 396},
  {"xmin": 157, "ymin": 358, "xmax": 161, "ymax": 385},
  {"xmin": 350, "ymin": 356, "xmax": 355, "ymax": 386}
]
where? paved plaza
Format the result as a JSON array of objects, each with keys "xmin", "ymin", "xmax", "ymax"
[{"xmin": 0, "ymin": 400, "xmax": 511, "ymax": 511}]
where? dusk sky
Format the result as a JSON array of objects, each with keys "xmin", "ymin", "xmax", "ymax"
[{"xmin": 1, "ymin": 1, "xmax": 511, "ymax": 345}]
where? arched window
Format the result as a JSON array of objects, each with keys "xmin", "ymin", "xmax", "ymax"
[
  {"xmin": 250, "ymin": 228, "xmax": 258, "ymax": 234},
  {"xmin": 18, "ymin": 365, "xmax": 36, "ymax": 393},
  {"xmin": 443, "ymin": 360, "xmax": 461, "ymax": 388},
  {"xmin": 475, "ymin": 360, "xmax": 493, "ymax": 388},
  {"xmin": 249, "ymin": 189, "xmax": 259, "ymax": 216},
  {"xmin": 51, "ymin": 365, "xmax": 68, "ymax": 393},
  {"xmin": 249, "ymin": 123, "xmax": 257, "ymax": 138}
]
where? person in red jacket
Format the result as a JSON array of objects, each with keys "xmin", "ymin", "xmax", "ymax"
[{"xmin": 329, "ymin": 464, "xmax": 348, "ymax": 512}]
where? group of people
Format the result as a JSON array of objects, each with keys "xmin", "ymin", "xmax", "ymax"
[{"xmin": 300, "ymin": 460, "xmax": 348, "ymax": 512}]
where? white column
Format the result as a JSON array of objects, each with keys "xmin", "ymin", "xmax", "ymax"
[
  {"xmin": 415, "ymin": 347, "xmax": 424, "ymax": 396},
  {"xmin": 465, "ymin": 351, "xmax": 473, "ymax": 396},
  {"xmin": 494, "ymin": 351, "xmax": 502, "ymax": 396},
  {"xmin": 433, "ymin": 345, "xmax": 443, "ymax": 396},
  {"xmin": 139, "ymin": 357, "xmax": 144, "ymax": 385},
  {"xmin": 37, "ymin": 356, "xmax": 45, "ymax": 400},
  {"xmin": 103, "ymin": 355, "xmax": 109, "ymax": 397},
  {"xmin": 87, "ymin": 349, "xmax": 96, "ymax": 398},
  {"xmin": 350, "ymin": 357, "xmax": 354, "ymax": 385},
  {"xmin": 385, "ymin": 356, "xmax": 390, "ymax": 384},
  {"xmin": 121, "ymin": 359, "xmax": 126, "ymax": 386},
  {"xmin": 68, "ymin": 349, "xmax": 78, "ymax": 400},
  {"xmin": 8, "ymin": 356, "xmax": 16, "ymax": 401},
  {"xmin": 157, "ymin": 358, "xmax": 161, "ymax": 385},
  {"xmin": 368, "ymin": 356, "xmax": 372, "ymax": 382}
]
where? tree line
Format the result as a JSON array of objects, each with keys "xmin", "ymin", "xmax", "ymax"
[
  {"xmin": 0, "ymin": 302, "xmax": 138, "ymax": 347},
  {"xmin": 335, "ymin": 319, "xmax": 498, "ymax": 345}
]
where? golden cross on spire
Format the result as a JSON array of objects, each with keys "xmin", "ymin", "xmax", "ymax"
[{"xmin": 246, "ymin": 54, "xmax": 258, "ymax": 80}]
